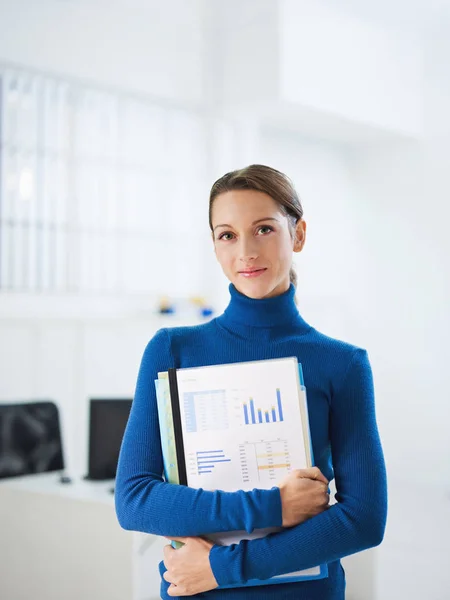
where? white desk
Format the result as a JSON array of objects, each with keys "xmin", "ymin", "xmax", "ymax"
[{"xmin": 0, "ymin": 473, "xmax": 136, "ymax": 600}]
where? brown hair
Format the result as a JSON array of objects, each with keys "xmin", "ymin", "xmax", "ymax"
[{"xmin": 209, "ymin": 164, "xmax": 304, "ymax": 287}]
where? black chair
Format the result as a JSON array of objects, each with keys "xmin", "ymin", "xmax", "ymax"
[{"xmin": 0, "ymin": 401, "xmax": 64, "ymax": 479}]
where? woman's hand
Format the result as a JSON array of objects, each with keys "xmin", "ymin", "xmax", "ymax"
[
  {"xmin": 163, "ymin": 536, "xmax": 218, "ymax": 596},
  {"xmin": 278, "ymin": 467, "xmax": 330, "ymax": 527}
]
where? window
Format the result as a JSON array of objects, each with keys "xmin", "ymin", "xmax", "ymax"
[{"xmin": 0, "ymin": 66, "xmax": 208, "ymax": 297}]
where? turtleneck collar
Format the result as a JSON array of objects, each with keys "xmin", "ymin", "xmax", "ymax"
[{"xmin": 219, "ymin": 283, "xmax": 311, "ymax": 332}]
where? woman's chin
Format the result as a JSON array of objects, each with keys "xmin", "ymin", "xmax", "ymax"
[{"xmin": 233, "ymin": 278, "xmax": 272, "ymax": 299}]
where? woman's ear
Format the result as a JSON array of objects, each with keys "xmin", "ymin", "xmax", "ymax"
[{"xmin": 293, "ymin": 219, "xmax": 306, "ymax": 253}]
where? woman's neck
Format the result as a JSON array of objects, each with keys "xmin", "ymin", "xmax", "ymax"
[{"xmin": 218, "ymin": 283, "xmax": 310, "ymax": 332}]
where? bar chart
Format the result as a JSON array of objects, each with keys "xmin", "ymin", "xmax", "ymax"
[
  {"xmin": 195, "ymin": 450, "xmax": 231, "ymax": 475},
  {"xmin": 242, "ymin": 388, "xmax": 284, "ymax": 426}
]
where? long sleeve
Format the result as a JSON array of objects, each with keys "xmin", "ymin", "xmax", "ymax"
[
  {"xmin": 115, "ymin": 328, "xmax": 282, "ymax": 537},
  {"xmin": 209, "ymin": 348, "xmax": 388, "ymax": 586}
]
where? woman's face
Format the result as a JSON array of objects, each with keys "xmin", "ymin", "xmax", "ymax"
[{"xmin": 211, "ymin": 189, "xmax": 306, "ymax": 299}]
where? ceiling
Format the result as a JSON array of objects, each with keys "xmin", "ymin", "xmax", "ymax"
[
  {"xmin": 53, "ymin": 0, "xmax": 450, "ymax": 34},
  {"xmin": 315, "ymin": 0, "xmax": 450, "ymax": 34}
]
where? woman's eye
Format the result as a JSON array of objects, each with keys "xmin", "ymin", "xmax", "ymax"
[
  {"xmin": 257, "ymin": 225, "xmax": 273, "ymax": 235},
  {"xmin": 218, "ymin": 232, "xmax": 234, "ymax": 241}
]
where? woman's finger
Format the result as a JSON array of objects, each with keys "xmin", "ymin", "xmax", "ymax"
[
  {"xmin": 299, "ymin": 467, "xmax": 328, "ymax": 484},
  {"xmin": 168, "ymin": 584, "xmax": 183, "ymax": 597},
  {"xmin": 163, "ymin": 570, "xmax": 175, "ymax": 584}
]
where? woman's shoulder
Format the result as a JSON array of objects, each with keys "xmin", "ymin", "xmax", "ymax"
[
  {"xmin": 145, "ymin": 320, "xmax": 217, "ymax": 352},
  {"xmin": 157, "ymin": 319, "xmax": 217, "ymax": 342},
  {"xmin": 307, "ymin": 326, "xmax": 367, "ymax": 361},
  {"xmin": 140, "ymin": 320, "xmax": 217, "ymax": 370},
  {"xmin": 305, "ymin": 328, "xmax": 372, "ymax": 395}
]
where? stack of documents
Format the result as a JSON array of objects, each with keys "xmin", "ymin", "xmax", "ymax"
[{"xmin": 155, "ymin": 356, "xmax": 328, "ymax": 588}]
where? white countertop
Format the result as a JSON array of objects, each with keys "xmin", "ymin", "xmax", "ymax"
[{"xmin": 0, "ymin": 472, "xmax": 116, "ymax": 506}]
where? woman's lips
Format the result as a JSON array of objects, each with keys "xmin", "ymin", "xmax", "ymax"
[{"xmin": 238, "ymin": 268, "xmax": 267, "ymax": 278}]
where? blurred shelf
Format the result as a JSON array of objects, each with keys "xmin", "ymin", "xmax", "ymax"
[{"xmin": 0, "ymin": 291, "xmax": 210, "ymax": 323}]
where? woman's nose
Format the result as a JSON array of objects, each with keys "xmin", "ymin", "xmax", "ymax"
[{"xmin": 238, "ymin": 238, "xmax": 258, "ymax": 262}]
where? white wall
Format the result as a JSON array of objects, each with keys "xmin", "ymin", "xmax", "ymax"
[
  {"xmin": 214, "ymin": 0, "xmax": 423, "ymax": 139},
  {"xmin": 214, "ymin": 0, "xmax": 280, "ymax": 109},
  {"xmin": 345, "ymin": 34, "xmax": 450, "ymax": 590},
  {"xmin": 280, "ymin": 0, "xmax": 424, "ymax": 136},
  {"xmin": 348, "ymin": 140, "xmax": 449, "ymax": 485},
  {"xmin": 0, "ymin": 0, "xmax": 206, "ymax": 105}
]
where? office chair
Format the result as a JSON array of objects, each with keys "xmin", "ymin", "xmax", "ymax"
[{"xmin": 0, "ymin": 401, "xmax": 65, "ymax": 479}]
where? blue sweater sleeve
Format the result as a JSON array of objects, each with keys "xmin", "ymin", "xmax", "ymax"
[
  {"xmin": 115, "ymin": 328, "xmax": 282, "ymax": 537},
  {"xmin": 209, "ymin": 348, "xmax": 388, "ymax": 585}
]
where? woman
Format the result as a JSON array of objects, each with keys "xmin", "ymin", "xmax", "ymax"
[{"xmin": 115, "ymin": 164, "xmax": 387, "ymax": 599}]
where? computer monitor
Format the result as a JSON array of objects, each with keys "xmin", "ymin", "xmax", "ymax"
[
  {"xmin": 86, "ymin": 399, "xmax": 132, "ymax": 480},
  {"xmin": 0, "ymin": 401, "xmax": 64, "ymax": 479}
]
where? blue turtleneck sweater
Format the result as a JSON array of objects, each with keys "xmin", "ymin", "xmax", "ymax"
[{"xmin": 115, "ymin": 284, "xmax": 387, "ymax": 599}]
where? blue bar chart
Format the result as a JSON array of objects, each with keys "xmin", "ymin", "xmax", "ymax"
[
  {"xmin": 250, "ymin": 399, "xmax": 255, "ymax": 424},
  {"xmin": 244, "ymin": 403, "xmax": 249, "ymax": 425},
  {"xmin": 196, "ymin": 450, "xmax": 231, "ymax": 475},
  {"xmin": 243, "ymin": 388, "xmax": 285, "ymax": 425},
  {"xmin": 276, "ymin": 388, "xmax": 284, "ymax": 422}
]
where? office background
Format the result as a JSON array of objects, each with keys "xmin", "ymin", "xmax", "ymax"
[{"xmin": 0, "ymin": 1, "xmax": 449, "ymax": 599}]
